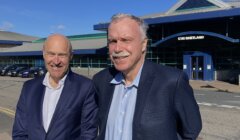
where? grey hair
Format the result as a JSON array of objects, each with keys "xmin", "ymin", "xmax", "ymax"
[{"xmin": 110, "ymin": 13, "xmax": 149, "ymax": 40}]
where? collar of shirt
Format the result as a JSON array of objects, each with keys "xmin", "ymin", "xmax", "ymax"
[
  {"xmin": 110, "ymin": 64, "xmax": 143, "ymax": 88},
  {"xmin": 42, "ymin": 71, "xmax": 68, "ymax": 89}
]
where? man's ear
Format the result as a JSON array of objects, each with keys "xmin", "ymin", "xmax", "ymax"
[
  {"xmin": 142, "ymin": 38, "xmax": 148, "ymax": 52},
  {"xmin": 42, "ymin": 50, "xmax": 46, "ymax": 59},
  {"xmin": 70, "ymin": 52, "xmax": 73, "ymax": 60}
]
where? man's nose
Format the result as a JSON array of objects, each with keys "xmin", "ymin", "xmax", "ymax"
[
  {"xmin": 53, "ymin": 55, "xmax": 61, "ymax": 64},
  {"xmin": 114, "ymin": 41, "xmax": 123, "ymax": 52}
]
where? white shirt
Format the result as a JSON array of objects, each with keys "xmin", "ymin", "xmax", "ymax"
[{"xmin": 42, "ymin": 72, "xmax": 67, "ymax": 132}]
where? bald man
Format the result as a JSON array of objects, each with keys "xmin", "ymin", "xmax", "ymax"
[{"xmin": 12, "ymin": 34, "xmax": 98, "ymax": 140}]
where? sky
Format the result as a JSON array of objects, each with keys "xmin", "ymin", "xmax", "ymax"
[{"xmin": 0, "ymin": 0, "xmax": 177, "ymax": 38}]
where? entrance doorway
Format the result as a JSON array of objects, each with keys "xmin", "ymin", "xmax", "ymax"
[
  {"xmin": 191, "ymin": 56, "xmax": 204, "ymax": 80},
  {"xmin": 183, "ymin": 52, "xmax": 213, "ymax": 81}
]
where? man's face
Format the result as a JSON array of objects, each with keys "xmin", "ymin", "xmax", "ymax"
[
  {"xmin": 108, "ymin": 17, "xmax": 147, "ymax": 74},
  {"xmin": 43, "ymin": 35, "xmax": 72, "ymax": 82}
]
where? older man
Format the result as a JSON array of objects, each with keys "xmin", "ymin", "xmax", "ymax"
[
  {"xmin": 12, "ymin": 34, "xmax": 98, "ymax": 140},
  {"xmin": 93, "ymin": 13, "xmax": 202, "ymax": 140}
]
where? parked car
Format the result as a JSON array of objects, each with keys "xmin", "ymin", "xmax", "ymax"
[
  {"xmin": 10, "ymin": 66, "xmax": 29, "ymax": 77},
  {"xmin": 1, "ymin": 65, "xmax": 18, "ymax": 76},
  {"xmin": 22, "ymin": 67, "xmax": 46, "ymax": 78},
  {"xmin": 0, "ymin": 65, "xmax": 6, "ymax": 73},
  {"xmin": 34, "ymin": 67, "xmax": 46, "ymax": 77}
]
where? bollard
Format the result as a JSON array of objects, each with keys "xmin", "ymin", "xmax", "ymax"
[
  {"xmin": 88, "ymin": 66, "xmax": 90, "ymax": 77},
  {"xmin": 239, "ymin": 75, "xmax": 240, "ymax": 86}
]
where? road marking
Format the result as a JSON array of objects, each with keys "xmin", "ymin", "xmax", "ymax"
[
  {"xmin": 195, "ymin": 94, "xmax": 205, "ymax": 96},
  {"xmin": 0, "ymin": 106, "xmax": 15, "ymax": 118},
  {"xmin": 198, "ymin": 102, "xmax": 240, "ymax": 110},
  {"xmin": 234, "ymin": 96, "xmax": 240, "ymax": 98}
]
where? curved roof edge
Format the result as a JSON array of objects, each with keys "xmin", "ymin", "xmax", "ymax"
[{"xmin": 152, "ymin": 31, "xmax": 240, "ymax": 47}]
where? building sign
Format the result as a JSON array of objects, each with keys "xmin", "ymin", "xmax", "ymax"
[
  {"xmin": 183, "ymin": 64, "xmax": 187, "ymax": 69},
  {"xmin": 178, "ymin": 35, "xmax": 205, "ymax": 41},
  {"xmin": 207, "ymin": 65, "xmax": 211, "ymax": 70}
]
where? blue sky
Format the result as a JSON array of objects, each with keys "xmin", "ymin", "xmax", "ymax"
[{"xmin": 0, "ymin": 0, "xmax": 177, "ymax": 38}]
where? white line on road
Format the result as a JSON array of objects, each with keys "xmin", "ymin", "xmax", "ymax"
[
  {"xmin": 198, "ymin": 102, "xmax": 240, "ymax": 110},
  {"xmin": 195, "ymin": 94, "xmax": 205, "ymax": 96},
  {"xmin": 234, "ymin": 96, "xmax": 240, "ymax": 98}
]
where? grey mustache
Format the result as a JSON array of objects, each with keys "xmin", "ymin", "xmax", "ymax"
[{"xmin": 111, "ymin": 52, "xmax": 130, "ymax": 57}]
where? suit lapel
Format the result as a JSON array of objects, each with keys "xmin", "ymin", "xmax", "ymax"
[
  {"xmin": 133, "ymin": 61, "xmax": 155, "ymax": 127},
  {"xmin": 102, "ymin": 82, "xmax": 115, "ymax": 128},
  {"xmin": 31, "ymin": 77, "xmax": 46, "ymax": 133},
  {"xmin": 100, "ymin": 68, "xmax": 117, "ymax": 136}
]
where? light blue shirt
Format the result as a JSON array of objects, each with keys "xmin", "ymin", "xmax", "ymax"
[{"xmin": 105, "ymin": 66, "xmax": 143, "ymax": 140}]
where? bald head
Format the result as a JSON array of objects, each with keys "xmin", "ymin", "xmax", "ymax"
[{"xmin": 43, "ymin": 34, "xmax": 72, "ymax": 53}]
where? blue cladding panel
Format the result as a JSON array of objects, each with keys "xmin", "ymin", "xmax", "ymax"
[
  {"xmin": 0, "ymin": 40, "xmax": 23, "ymax": 45},
  {"xmin": 0, "ymin": 51, "xmax": 42, "ymax": 56},
  {"xmin": 183, "ymin": 54, "xmax": 191, "ymax": 78}
]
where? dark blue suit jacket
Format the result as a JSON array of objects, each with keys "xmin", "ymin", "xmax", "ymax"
[
  {"xmin": 12, "ymin": 70, "xmax": 98, "ymax": 140},
  {"xmin": 93, "ymin": 60, "xmax": 202, "ymax": 140}
]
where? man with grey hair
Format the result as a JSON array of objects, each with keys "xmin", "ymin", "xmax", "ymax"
[
  {"xmin": 13, "ymin": 34, "xmax": 98, "ymax": 140},
  {"xmin": 93, "ymin": 13, "xmax": 202, "ymax": 140}
]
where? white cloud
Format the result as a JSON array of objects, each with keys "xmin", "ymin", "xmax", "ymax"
[
  {"xmin": 56, "ymin": 25, "xmax": 65, "ymax": 30},
  {"xmin": 0, "ymin": 21, "xmax": 14, "ymax": 31},
  {"xmin": 50, "ymin": 24, "xmax": 66, "ymax": 34}
]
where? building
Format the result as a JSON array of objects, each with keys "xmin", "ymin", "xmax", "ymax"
[
  {"xmin": 0, "ymin": 31, "xmax": 38, "ymax": 50},
  {"xmin": 0, "ymin": 0, "xmax": 240, "ymax": 83},
  {"xmin": 94, "ymin": 0, "xmax": 240, "ymax": 82},
  {"xmin": 0, "ymin": 33, "xmax": 108, "ymax": 68}
]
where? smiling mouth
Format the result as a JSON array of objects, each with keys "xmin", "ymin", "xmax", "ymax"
[
  {"xmin": 113, "ymin": 56, "xmax": 128, "ymax": 59},
  {"xmin": 50, "ymin": 65, "xmax": 63, "ymax": 70}
]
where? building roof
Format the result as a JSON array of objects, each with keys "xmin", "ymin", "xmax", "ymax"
[
  {"xmin": 0, "ymin": 33, "xmax": 107, "ymax": 56},
  {"xmin": 94, "ymin": 0, "xmax": 240, "ymax": 31},
  {"xmin": 141, "ymin": 0, "xmax": 239, "ymax": 18},
  {"xmin": 222, "ymin": 0, "xmax": 240, "ymax": 7},
  {"xmin": 0, "ymin": 31, "xmax": 39, "ymax": 42},
  {"xmin": 143, "ymin": 7, "xmax": 239, "ymax": 25},
  {"xmin": 32, "ymin": 33, "xmax": 106, "ymax": 43}
]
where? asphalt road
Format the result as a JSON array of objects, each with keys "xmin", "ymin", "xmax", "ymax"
[
  {"xmin": 194, "ymin": 90, "xmax": 240, "ymax": 140},
  {"xmin": 195, "ymin": 90, "xmax": 240, "ymax": 109},
  {"xmin": 0, "ymin": 76, "xmax": 240, "ymax": 140}
]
